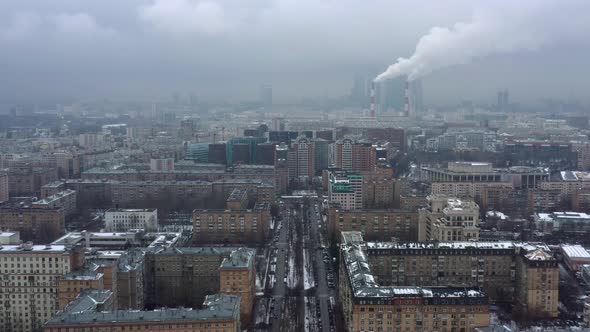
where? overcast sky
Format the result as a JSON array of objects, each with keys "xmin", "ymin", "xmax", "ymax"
[{"xmin": 0, "ymin": 0, "xmax": 589, "ymax": 105}]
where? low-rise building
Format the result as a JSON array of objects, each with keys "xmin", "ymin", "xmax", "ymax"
[
  {"xmin": 105, "ymin": 208, "xmax": 158, "ymax": 232},
  {"xmin": 561, "ymin": 244, "xmax": 590, "ymax": 272},
  {"xmin": 52, "ymin": 230, "xmax": 181, "ymax": 250},
  {"xmin": 535, "ymin": 211, "xmax": 590, "ymax": 233}
]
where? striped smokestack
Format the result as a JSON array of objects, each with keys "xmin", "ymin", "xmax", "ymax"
[
  {"xmin": 404, "ymin": 80, "xmax": 410, "ymax": 117},
  {"xmin": 370, "ymin": 81, "xmax": 376, "ymax": 118}
]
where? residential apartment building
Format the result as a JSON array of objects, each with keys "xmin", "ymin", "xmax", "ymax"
[
  {"xmin": 219, "ymin": 248, "xmax": 256, "ymax": 325},
  {"xmin": 193, "ymin": 203, "xmax": 271, "ymax": 245},
  {"xmin": 57, "ymin": 270, "xmax": 105, "ymax": 310},
  {"xmin": 341, "ymin": 231, "xmax": 559, "ymax": 323},
  {"xmin": 419, "ymin": 195, "xmax": 480, "ymax": 242},
  {"xmin": 515, "ymin": 245, "xmax": 559, "ymax": 318},
  {"xmin": 0, "ymin": 243, "xmax": 85, "ymax": 332},
  {"xmin": 7, "ymin": 166, "xmax": 57, "ymax": 197},
  {"xmin": 287, "ymin": 136, "xmax": 315, "ymax": 178},
  {"xmin": 327, "ymin": 170, "xmax": 363, "ymax": 210},
  {"xmin": 31, "ymin": 189, "xmax": 77, "ymax": 218},
  {"xmin": 0, "ymin": 203, "xmax": 64, "ymax": 243},
  {"xmin": 361, "ymin": 165, "xmax": 396, "ymax": 209},
  {"xmin": 334, "ymin": 138, "xmax": 376, "ymax": 171},
  {"xmin": 365, "ymin": 241, "xmax": 515, "ymax": 301},
  {"xmin": 112, "ymin": 181, "xmax": 213, "ymax": 208},
  {"xmin": 146, "ymin": 247, "xmax": 250, "ymax": 309},
  {"xmin": 105, "ymin": 208, "xmax": 158, "ymax": 232},
  {"xmin": 431, "ymin": 181, "xmax": 513, "ymax": 201},
  {"xmin": 44, "ymin": 293, "xmax": 241, "ymax": 332},
  {"xmin": 339, "ymin": 233, "xmax": 490, "ymax": 332},
  {"xmin": 327, "ymin": 206, "xmax": 418, "ymax": 241}
]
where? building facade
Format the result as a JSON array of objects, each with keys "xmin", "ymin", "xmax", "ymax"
[
  {"xmin": 105, "ymin": 208, "xmax": 158, "ymax": 232},
  {"xmin": 219, "ymin": 248, "xmax": 256, "ymax": 325},
  {"xmin": 0, "ymin": 243, "xmax": 85, "ymax": 332},
  {"xmin": 193, "ymin": 203, "xmax": 270, "ymax": 245},
  {"xmin": 44, "ymin": 293, "xmax": 241, "ymax": 332},
  {"xmin": 327, "ymin": 206, "xmax": 418, "ymax": 242},
  {"xmin": 419, "ymin": 195, "xmax": 480, "ymax": 242}
]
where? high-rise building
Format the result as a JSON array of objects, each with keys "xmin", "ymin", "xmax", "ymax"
[
  {"xmin": 255, "ymin": 143, "xmax": 276, "ymax": 165},
  {"xmin": 186, "ymin": 143, "xmax": 210, "ymax": 162},
  {"xmin": 287, "ymin": 136, "xmax": 315, "ymax": 178},
  {"xmin": 345, "ymin": 141, "xmax": 377, "ymax": 171},
  {"xmin": 376, "ymin": 76, "xmax": 406, "ymax": 113},
  {"xmin": 515, "ymin": 246, "xmax": 559, "ymax": 318},
  {"xmin": 410, "ymin": 78, "xmax": 424, "ymax": 113},
  {"xmin": 260, "ymin": 84, "xmax": 272, "ymax": 109},
  {"xmin": 327, "ymin": 170, "xmax": 363, "ymax": 210},
  {"xmin": 350, "ymin": 73, "xmax": 368, "ymax": 104},
  {"xmin": 208, "ymin": 143, "xmax": 228, "ymax": 165},
  {"xmin": 180, "ymin": 118, "xmax": 195, "ymax": 140},
  {"xmin": 497, "ymin": 89, "xmax": 509, "ymax": 111}
]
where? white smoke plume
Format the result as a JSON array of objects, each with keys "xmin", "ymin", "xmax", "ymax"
[{"xmin": 375, "ymin": 1, "xmax": 586, "ymax": 82}]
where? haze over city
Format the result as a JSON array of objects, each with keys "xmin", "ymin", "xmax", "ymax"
[
  {"xmin": 3, "ymin": 2, "xmax": 590, "ymax": 332},
  {"xmin": 1, "ymin": 0, "xmax": 590, "ymax": 105}
]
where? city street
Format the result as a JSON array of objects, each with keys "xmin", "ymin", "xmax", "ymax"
[{"xmin": 256, "ymin": 194, "xmax": 337, "ymax": 332}]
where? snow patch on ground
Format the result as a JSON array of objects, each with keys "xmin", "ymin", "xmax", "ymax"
[
  {"xmin": 303, "ymin": 248, "xmax": 315, "ymax": 290},
  {"xmin": 253, "ymin": 297, "xmax": 272, "ymax": 326},
  {"xmin": 286, "ymin": 254, "xmax": 298, "ymax": 289}
]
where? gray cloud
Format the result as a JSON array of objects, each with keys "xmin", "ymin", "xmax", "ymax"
[{"xmin": 0, "ymin": 0, "xmax": 587, "ymax": 104}]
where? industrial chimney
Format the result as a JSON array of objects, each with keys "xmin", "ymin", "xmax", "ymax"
[{"xmin": 369, "ymin": 81, "xmax": 376, "ymax": 118}]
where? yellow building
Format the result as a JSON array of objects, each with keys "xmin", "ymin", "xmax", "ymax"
[
  {"xmin": 219, "ymin": 248, "xmax": 256, "ymax": 325},
  {"xmin": 339, "ymin": 234, "xmax": 490, "ymax": 332},
  {"xmin": 515, "ymin": 245, "xmax": 559, "ymax": 318}
]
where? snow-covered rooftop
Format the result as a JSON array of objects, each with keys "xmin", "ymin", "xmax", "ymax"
[{"xmin": 561, "ymin": 244, "xmax": 590, "ymax": 259}]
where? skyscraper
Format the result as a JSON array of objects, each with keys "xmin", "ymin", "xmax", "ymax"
[
  {"xmin": 259, "ymin": 84, "xmax": 272, "ymax": 110},
  {"xmin": 410, "ymin": 79, "xmax": 424, "ymax": 113},
  {"xmin": 377, "ymin": 76, "xmax": 406, "ymax": 113},
  {"xmin": 497, "ymin": 89, "xmax": 509, "ymax": 111}
]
